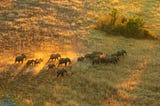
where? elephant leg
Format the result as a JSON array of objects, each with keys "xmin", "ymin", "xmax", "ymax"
[
  {"xmin": 48, "ymin": 59, "xmax": 50, "ymax": 62},
  {"xmin": 114, "ymin": 59, "xmax": 117, "ymax": 63},
  {"xmin": 65, "ymin": 71, "xmax": 68, "ymax": 76},
  {"xmin": 57, "ymin": 73, "xmax": 60, "ymax": 77},
  {"xmin": 61, "ymin": 73, "xmax": 64, "ymax": 77}
]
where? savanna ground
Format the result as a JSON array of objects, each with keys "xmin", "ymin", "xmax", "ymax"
[{"xmin": 0, "ymin": 0, "xmax": 160, "ymax": 106}]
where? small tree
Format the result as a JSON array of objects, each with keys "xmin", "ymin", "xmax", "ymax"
[{"xmin": 109, "ymin": 8, "xmax": 118, "ymax": 26}]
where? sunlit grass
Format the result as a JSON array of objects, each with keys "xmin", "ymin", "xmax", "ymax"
[
  {"xmin": 32, "ymin": 52, "xmax": 48, "ymax": 75},
  {"xmin": 0, "ymin": 0, "xmax": 160, "ymax": 106}
]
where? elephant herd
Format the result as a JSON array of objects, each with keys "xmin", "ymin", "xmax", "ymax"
[
  {"xmin": 15, "ymin": 54, "xmax": 43, "ymax": 66},
  {"xmin": 14, "ymin": 53, "xmax": 71, "ymax": 77},
  {"xmin": 14, "ymin": 49, "xmax": 127, "ymax": 77},
  {"xmin": 77, "ymin": 49, "xmax": 127, "ymax": 65}
]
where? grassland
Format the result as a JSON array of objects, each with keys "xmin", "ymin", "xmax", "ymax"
[{"xmin": 0, "ymin": 0, "xmax": 160, "ymax": 106}]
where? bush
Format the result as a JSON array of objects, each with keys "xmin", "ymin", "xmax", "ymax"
[
  {"xmin": 94, "ymin": 9, "xmax": 157, "ymax": 39},
  {"xmin": 125, "ymin": 18, "xmax": 144, "ymax": 35}
]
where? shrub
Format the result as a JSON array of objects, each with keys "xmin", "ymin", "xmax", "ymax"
[
  {"xmin": 94, "ymin": 9, "xmax": 157, "ymax": 39},
  {"xmin": 125, "ymin": 17, "xmax": 144, "ymax": 35}
]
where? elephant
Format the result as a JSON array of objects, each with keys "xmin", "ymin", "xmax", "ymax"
[
  {"xmin": 34, "ymin": 58, "xmax": 43, "ymax": 64},
  {"xmin": 48, "ymin": 53, "xmax": 61, "ymax": 62},
  {"xmin": 104, "ymin": 56, "xmax": 119, "ymax": 64},
  {"xmin": 48, "ymin": 63, "xmax": 56, "ymax": 70},
  {"xmin": 120, "ymin": 49, "xmax": 127, "ymax": 55},
  {"xmin": 26, "ymin": 59, "xmax": 35, "ymax": 66},
  {"xmin": 84, "ymin": 51, "xmax": 103, "ymax": 60},
  {"xmin": 57, "ymin": 68, "xmax": 67, "ymax": 77},
  {"xmin": 111, "ymin": 49, "xmax": 127, "ymax": 58},
  {"xmin": 92, "ymin": 57, "xmax": 102, "ymax": 65},
  {"xmin": 15, "ymin": 54, "xmax": 26, "ymax": 63},
  {"xmin": 58, "ymin": 58, "xmax": 71, "ymax": 67},
  {"xmin": 77, "ymin": 56, "xmax": 85, "ymax": 62}
]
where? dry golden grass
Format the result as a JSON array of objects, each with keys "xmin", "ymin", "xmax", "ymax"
[
  {"xmin": 0, "ymin": 0, "xmax": 160, "ymax": 106},
  {"xmin": 103, "ymin": 57, "xmax": 148, "ymax": 106},
  {"xmin": 88, "ymin": 30, "xmax": 160, "ymax": 106}
]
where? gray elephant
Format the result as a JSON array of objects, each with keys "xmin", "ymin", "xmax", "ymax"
[
  {"xmin": 104, "ymin": 56, "xmax": 119, "ymax": 64},
  {"xmin": 48, "ymin": 53, "xmax": 61, "ymax": 62},
  {"xmin": 77, "ymin": 56, "xmax": 85, "ymax": 62},
  {"xmin": 34, "ymin": 58, "xmax": 43, "ymax": 64},
  {"xmin": 15, "ymin": 54, "xmax": 26, "ymax": 63},
  {"xmin": 58, "ymin": 58, "xmax": 71, "ymax": 67},
  {"xmin": 48, "ymin": 63, "xmax": 56, "ymax": 70},
  {"xmin": 26, "ymin": 59, "xmax": 35, "ymax": 66},
  {"xmin": 57, "ymin": 68, "xmax": 67, "ymax": 77},
  {"xmin": 84, "ymin": 51, "xmax": 103, "ymax": 60},
  {"xmin": 112, "ymin": 49, "xmax": 127, "ymax": 58},
  {"xmin": 92, "ymin": 57, "xmax": 102, "ymax": 65}
]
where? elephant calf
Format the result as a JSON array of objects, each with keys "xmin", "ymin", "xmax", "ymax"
[
  {"xmin": 34, "ymin": 58, "xmax": 43, "ymax": 64},
  {"xmin": 48, "ymin": 63, "xmax": 56, "ymax": 70},
  {"xmin": 57, "ymin": 68, "xmax": 67, "ymax": 77}
]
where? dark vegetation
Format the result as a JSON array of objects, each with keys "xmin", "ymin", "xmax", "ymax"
[{"xmin": 94, "ymin": 9, "xmax": 158, "ymax": 39}]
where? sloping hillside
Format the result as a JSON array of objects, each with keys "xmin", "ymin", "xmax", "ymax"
[{"xmin": 0, "ymin": 0, "xmax": 160, "ymax": 106}]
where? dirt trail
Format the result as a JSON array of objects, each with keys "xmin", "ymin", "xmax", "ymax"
[{"xmin": 103, "ymin": 57, "xmax": 148, "ymax": 106}]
